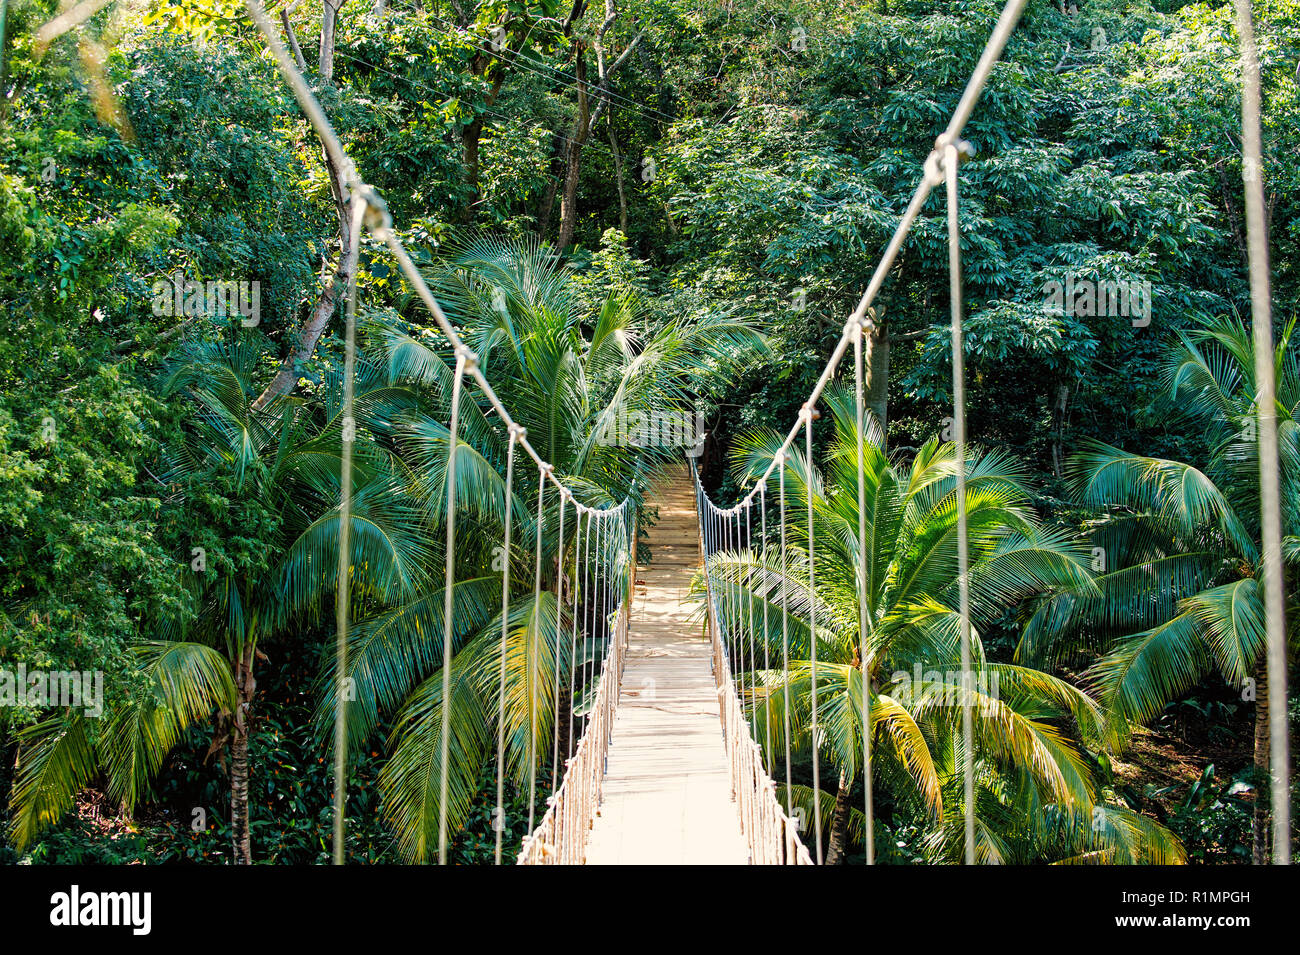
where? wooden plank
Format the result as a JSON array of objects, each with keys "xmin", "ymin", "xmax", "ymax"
[{"xmin": 584, "ymin": 471, "xmax": 750, "ymax": 865}]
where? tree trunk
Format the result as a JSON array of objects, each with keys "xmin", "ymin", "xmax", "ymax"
[
  {"xmin": 557, "ymin": 6, "xmax": 644, "ymax": 250},
  {"xmin": 230, "ymin": 649, "xmax": 257, "ymax": 866},
  {"xmin": 557, "ymin": 51, "xmax": 591, "ymax": 251},
  {"xmin": 250, "ymin": 0, "xmax": 352, "ymax": 411},
  {"xmin": 867, "ymin": 323, "xmax": 890, "ymax": 441},
  {"xmin": 319, "ymin": 0, "xmax": 342, "ymax": 86},
  {"xmin": 1252, "ymin": 655, "xmax": 1271, "ymax": 864},
  {"xmin": 537, "ymin": 132, "xmax": 564, "ymax": 237},
  {"xmin": 459, "ymin": 62, "xmax": 507, "ymax": 221},
  {"xmin": 825, "ymin": 769, "xmax": 853, "ymax": 864},
  {"xmin": 608, "ymin": 115, "xmax": 628, "ymax": 234},
  {"xmin": 251, "ymin": 172, "xmax": 352, "ymax": 411},
  {"xmin": 1050, "ymin": 382, "xmax": 1071, "ymax": 479},
  {"xmin": 461, "ymin": 114, "xmax": 485, "ymax": 220}
]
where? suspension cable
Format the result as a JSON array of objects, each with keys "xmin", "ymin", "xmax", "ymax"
[
  {"xmin": 760, "ymin": 482, "xmax": 773, "ymax": 777},
  {"xmin": 330, "ymin": 192, "xmax": 367, "ymax": 866},
  {"xmin": 437, "ymin": 349, "xmax": 469, "ymax": 865},
  {"xmin": 494, "ymin": 425, "xmax": 520, "ymax": 865},
  {"xmin": 527, "ymin": 464, "xmax": 548, "ymax": 833},
  {"xmin": 551, "ymin": 490, "xmax": 567, "ymax": 794},
  {"xmin": 1235, "ymin": 0, "xmax": 1291, "ymax": 865},
  {"xmin": 853, "ymin": 318, "xmax": 876, "ymax": 866},
  {"xmin": 567, "ymin": 506, "xmax": 585, "ymax": 760},
  {"xmin": 778, "ymin": 456, "xmax": 793, "ymax": 823},
  {"xmin": 944, "ymin": 140, "xmax": 977, "ymax": 867},
  {"xmin": 803, "ymin": 407, "xmax": 823, "ymax": 863}
]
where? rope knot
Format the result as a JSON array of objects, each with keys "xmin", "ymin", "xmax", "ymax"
[
  {"xmin": 355, "ymin": 185, "xmax": 392, "ymax": 234},
  {"xmin": 926, "ymin": 135, "xmax": 976, "ymax": 184},
  {"xmin": 454, "ymin": 345, "xmax": 478, "ymax": 369},
  {"xmin": 509, "ymin": 423, "xmax": 527, "ymax": 439}
]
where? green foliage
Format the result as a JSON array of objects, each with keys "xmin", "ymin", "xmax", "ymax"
[{"xmin": 2, "ymin": 0, "xmax": 1292, "ymax": 866}]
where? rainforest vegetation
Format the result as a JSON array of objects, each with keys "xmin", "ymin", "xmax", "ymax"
[{"xmin": 0, "ymin": 0, "xmax": 1296, "ymax": 864}]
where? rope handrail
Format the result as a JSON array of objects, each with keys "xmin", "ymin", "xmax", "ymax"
[
  {"xmin": 515, "ymin": 504, "xmax": 635, "ymax": 864},
  {"xmin": 693, "ymin": 460, "xmax": 814, "ymax": 865}
]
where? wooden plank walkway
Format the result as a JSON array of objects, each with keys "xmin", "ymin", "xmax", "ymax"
[{"xmin": 584, "ymin": 468, "xmax": 750, "ymax": 865}]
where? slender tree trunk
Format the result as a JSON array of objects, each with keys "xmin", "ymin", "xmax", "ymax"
[
  {"xmin": 608, "ymin": 115, "xmax": 628, "ymax": 234},
  {"xmin": 557, "ymin": 51, "xmax": 591, "ymax": 251},
  {"xmin": 825, "ymin": 769, "xmax": 853, "ymax": 864},
  {"xmin": 867, "ymin": 324, "xmax": 890, "ymax": 441},
  {"xmin": 251, "ymin": 167, "xmax": 352, "ymax": 411},
  {"xmin": 1051, "ymin": 382, "xmax": 1071, "ymax": 478},
  {"xmin": 461, "ymin": 115, "xmax": 485, "ymax": 220},
  {"xmin": 557, "ymin": 4, "xmax": 644, "ymax": 250},
  {"xmin": 319, "ymin": 0, "xmax": 342, "ymax": 86},
  {"xmin": 230, "ymin": 649, "xmax": 257, "ymax": 866},
  {"xmin": 537, "ymin": 133, "xmax": 564, "ymax": 237},
  {"xmin": 1252, "ymin": 655, "xmax": 1271, "ymax": 864},
  {"xmin": 251, "ymin": 0, "xmax": 353, "ymax": 411},
  {"xmin": 460, "ymin": 66, "xmax": 507, "ymax": 221}
]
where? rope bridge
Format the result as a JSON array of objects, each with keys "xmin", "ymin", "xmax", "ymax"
[{"xmin": 238, "ymin": 0, "xmax": 1290, "ymax": 865}]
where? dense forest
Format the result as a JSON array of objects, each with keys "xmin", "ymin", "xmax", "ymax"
[{"xmin": 0, "ymin": 0, "xmax": 1296, "ymax": 866}]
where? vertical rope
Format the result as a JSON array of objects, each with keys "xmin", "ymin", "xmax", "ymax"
[
  {"xmin": 330, "ymin": 192, "xmax": 367, "ymax": 866},
  {"xmin": 527, "ymin": 464, "xmax": 549, "ymax": 833},
  {"xmin": 727, "ymin": 509, "xmax": 736, "ymax": 675},
  {"xmin": 778, "ymin": 456, "xmax": 793, "ymax": 821},
  {"xmin": 1234, "ymin": 0, "xmax": 1291, "ymax": 865},
  {"xmin": 745, "ymin": 501, "xmax": 755, "ymax": 726},
  {"xmin": 760, "ymin": 482, "xmax": 773, "ymax": 777},
  {"xmin": 581, "ymin": 509, "xmax": 596, "ymax": 732},
  {"xmin": 804, "ymin": 407, "xmax": 823, "ymax": 864},
  {"xmin": 568, "ymin": 506, "xmax": 585, "ymax": 759},
  {"xmin": 592, "ymin": 511, "xmax": 604, "ymax": 728},
  {"xmin": 494, "ymin": 426, "xmax": 519, "ymax": 866},
  {"xmin": 853, "ymin": 317, "xmax": 876, "ymax": 866},
  {"xmin": 551, "ymin": 490, "xmax": 567, "ymax": 794},
  {"xmin": 437, "ymin": 348, "xmax": 470, "ymax": 865},
  {"xmin": 944, "ymin": 140, "xmax": 977, "ymax": 866}
]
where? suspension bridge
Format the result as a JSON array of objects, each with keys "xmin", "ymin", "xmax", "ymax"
[{"xmin": 237, "ymin": 0, "xmax": 1291, "ymax": 865}]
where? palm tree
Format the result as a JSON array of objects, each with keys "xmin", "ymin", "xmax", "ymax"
[
  {"xmin": 1021, "ymin": 314, "xmax": 1298, "ymax": 863},
  {"xmin": 8, "ymin": 335, "xmax": 427, "ymax": 862},
  {"xmin": 317, "ymin": 235, "xmax": 766, "ymax": 861},
  {"xmin": 702, "ymin": 385, "xmax": 1183, "ymax": 863}
]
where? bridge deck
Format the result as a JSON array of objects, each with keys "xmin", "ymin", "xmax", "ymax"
[{"xmin": 583, "ymin": 469, "xmax": 749, "ymax": 865}]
